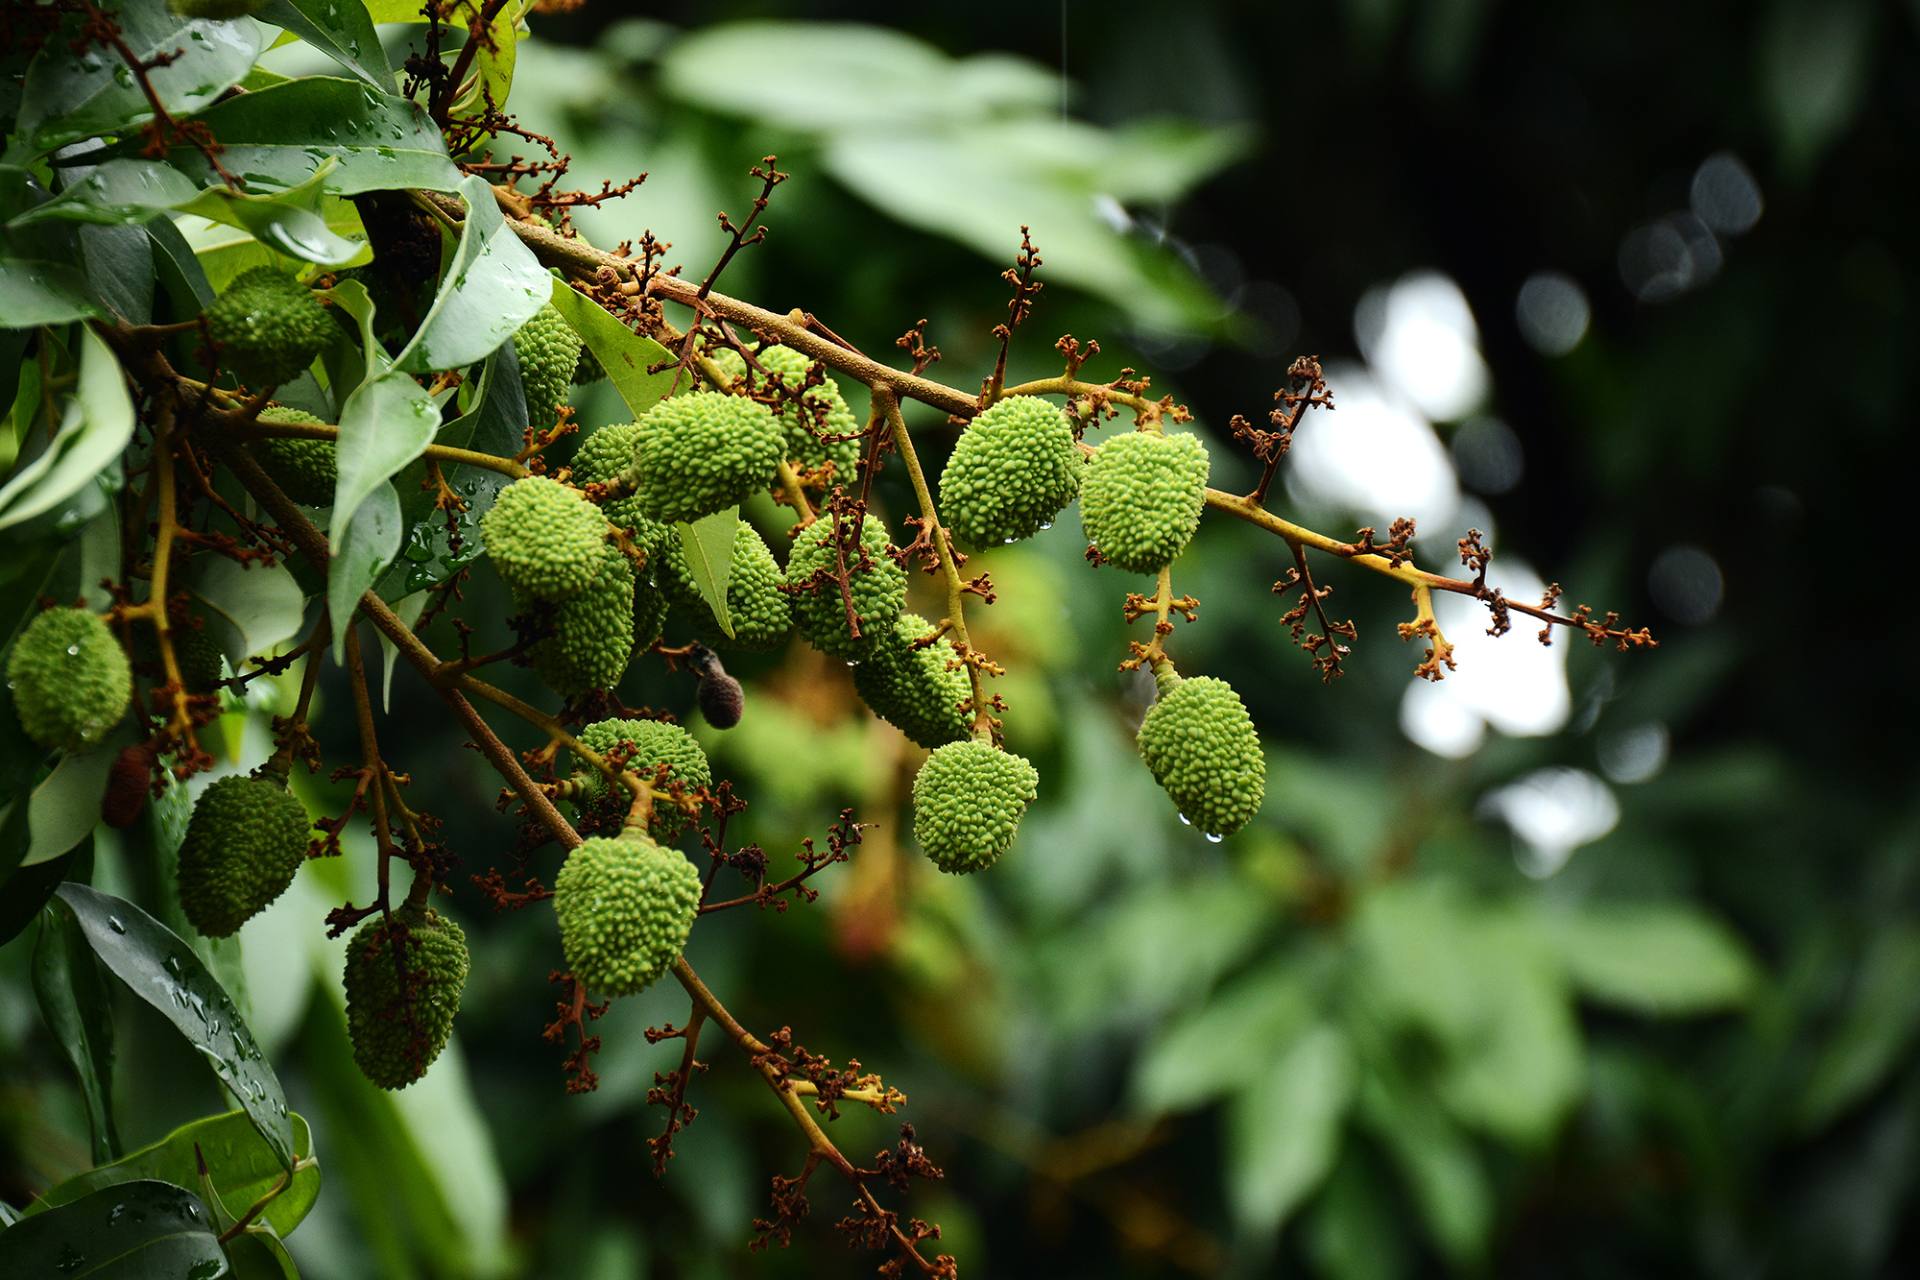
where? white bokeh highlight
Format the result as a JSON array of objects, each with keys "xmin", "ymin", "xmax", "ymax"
[
  {"xmin": 1286, "ymin": 362, "xmax": 1461, "ymax": 534},
  {"xmin": 1357, "ymin": 271, "xmax": 1490, "ymax": 422},
  {"xmin": 1480, "ymin": 767, "xmax": 1621, "ymax": 878}
]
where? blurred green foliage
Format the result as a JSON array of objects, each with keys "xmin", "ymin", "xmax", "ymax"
[{"xmin": 4, "ymin": 1, "xmax": 1917, "ymax": 1277}]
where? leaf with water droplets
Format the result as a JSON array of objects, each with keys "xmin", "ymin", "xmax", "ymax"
[
  {"xmin": 26, "ymin": 1110, "xmax": 319, "ymax": 1239},
  {"xmin": 260, "ymin": 0, "xmax": 392, "ymax": 91},
  {"xmin": 326, "ymin": 478, "xmax": 403, "ymax": 662},
  {"xmin": 32, "ymin": 898, "xmax": 122, "ymax": 1164},
  {"xmin": 392, "ymin": 174, "xmax": 549, "ymax": 374},
  {"xmin": 54, "ymin": 884, "xmax": 294, "ymax": 1170},
  {"xmin": 0, "ymin": 325, "xmax": 133, "ymax": 530},
  {"xmin": 0, "ymin": 1179, "xmax": 226, "ymax": 1278}
]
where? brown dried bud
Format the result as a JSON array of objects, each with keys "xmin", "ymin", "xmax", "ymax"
[
  {"xmin": 102, "ymin": 742, "xmax": 156, "ymax": 829},
  {"xmin": 697, "ymin": 672, "xmax": 744, "ymax": 729}
]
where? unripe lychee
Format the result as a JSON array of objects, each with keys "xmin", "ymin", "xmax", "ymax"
[
  {"xmin": 512, "ymin": 304, "xmax": 583, "ymax": 432},
  {"xmin": 660, "ymin": 521, "xmax": 790, "ymax": 651},
  {"xmin": 911, "ymin": 740, "xmax": 1039, "ymax": 874},
  {"xmin": 780, "ymin": 510, "xmax": 905, "ymax": 660},
  {"xmin": 1135, "ymin": 671, "xmax": 1264, "ymax": 837},
  {"xmin": 204, "ymin": 267, "xmax": 333, "ymax": 388},
  {"xmin": 7, "ymin": 607, "xmax": 131, "ymax": 752},
  {"xmin": 629, "ymin": 391, "xmax": 785, "ymax": 524},
  {"xmin": 852, "ymin": 613, "xmax": 970, "ymax": 749},
  {"xmin": 344, "ymin": 904, "xmax": 469, "ymax": 1090},
  {"xmin": 938, "ymin": 395, "xmax": 1081, "ymax": 548},
  {"xmin": 708, "ymin": 344, "xmax": 862, "ymax": 478},
  {"xmin": 176, "ymin": 773, "xmax": 312, "ymax": 937},
  {"xmin": 251, "ymin": 406, "xmax": 339, "ymax": 507},
  {"xmin": 553, "ymin": 831, "xmax": 702, "ymax": 996},
  {"xmin": 571, "ymin": 717, "xmax": 711, "ymax": 841},
  {"xmin": 480, "ymin": 475, "xmax": 607, "ymax": 601},
  {"xmin": 1081, "ymin": 429, "xmax": 1210, "ymax": 573},
  {"xmin": 526, "ymin": 543, "xmax": 635, "ymax": 696}
]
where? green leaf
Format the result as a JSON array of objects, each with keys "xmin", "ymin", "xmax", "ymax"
[
  {"xmin": 144, "ymin": 77, "xmax": 462, "ymax": 195},
  {"xmin": 223, "ymin": 1230, "xmax": 299, "ymax": 1278},
  {"xmin": 546, "ymin": 279, "xmax": 679, "ymax": 420},
  {"xmin": 393, "ymin": 173, "xmax": 549, "ymax": 374},
  {"xmin": 54, "ymin": 883, "xmax": 295, "ymax": 1170},
  {"xmin": 1224, "ymin": 1023, "xmax": 1356, "ymax": 1235},
  {"xmin": 377, "ymin": 593, "xmax": 426, "ymax": 710},
  {"xmin": 1355, "ymin": 1063, "xmax": 1492, "ymax": 1265},
  {"xmin": 147, "ymin": 216, "xmax": 216, "ymax": 310},
  {"xmin": 1795, "ymin": 925, "xmax": 1920, "ymax": 1131},
  {"xmin": 79, "ymin": 223, "xmax": 155, "ymax": 324},
  {"xmin": 184, "ymin": 556, "xmax": 309, "ymax": 668},
  {"xmin": 0, "ymin": 326, "xmax": 134, "ymax": 530},
  {"xmin": 0, "ymin": 1180, "xmax": 227, "ymax": 1278},
  {"xmin": 659, "ymin": 21, "xmax": 1055, "ymax": 131},
  {"xmin": 33, "ymin": 899, "xmax": 122, "ymax": 1164},
  {"xmin": 0, "ymin": 841, "xmax": 79, "ymax": 948},
  {"xmin": 675, "ymin": 507, "xmax": 739, "ymax": 638},
  {"xmin": 1132, "ymin": 966, "xmax": 1315, "ymax": 1115},
  {"xmin": 12, "ymin": 158, "xmax": 200, "ymax": 227},
  {"xmin": 328, "ymin": 368, "xmax": 436, "ymax": 544},
  {"xmin": 177, "ymin": 160, "xmax": 364, "ymax": 268},
  {"xmin": 327, "ymin": 479, "xmax": 403, "ymax": 659},
  {"xmin": 261, "ymin": 0, "xmax": 393, "ymax": 90},
  {"xmin": 21, "ymin": 733, "xmax": 130, "ymax": 867},
  {"xmin": 0, "ymin": 257, "xmax": 104, "ymax": 326},
  {"xmin": 1547, "ymin": 903, "xmax": 1758, "ymax": 1016},
  {"xmin": 29, "ymin": 1111, "xmax": 320, "ymax": 1239},
  {"xmin": 365, "ymin": 0, "xmax": 525, "ymax": 113},
  {"xmin": 17, "ymin": 0, "xmax": 267, "ymax": 151}
]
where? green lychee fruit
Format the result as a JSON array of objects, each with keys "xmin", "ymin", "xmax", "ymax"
[
  {"xmin": 6, "ymin": 607, "xmax": 131, "ymax": 752},
  {"xmin": 344, "ymin": 904, "xmax": 469, "ymax": 1090},
  {"xmin": 708, "ymin": 344, "xmax": 862, "ymax": 478},
  {"xmin": 938, "ymin": 395, "xmax": 1081, "ymax": 549},
  {"xmin": 553, "ymin": 831, "xmax": 702, "ymax": 996},
  {"xmin": 629, "ymin": 391, "xmax": 785, "ymax": 524},
  {"xmin": 204, "ymin": 267, "xmax": 333, "ymax": 388},
  {"xmin": 480, "ymin": 475, "xmax": 607, "ymax": 601},
  {"xmin": 176, "ymin": 774, "xmax": 312, "ymax": 937},
  {"xmin": 570, "ymin": 716, "xmax": 711, "ymax": 841},
  {"xmin": 512, "ymin": 304, "xmax": 583, "ymax": 432},
  {"xmin": 911, "ymin": 739, "xmax": 1039, "ymax": 874},
  {"xmin": 251, "ymin": 406, "xmax": 338, "ymax": 507},
  {"xmin": 1135, "ymin": 671, "xmax": 1265, "ymax": 837},
  {"xmin": 1081, "ymin": 429, "xmax": 1210, "ymax": 573},
  {"xmin": 851, "ymin": 613, "xmax": 970, "ymax": 749},
  {"xmin": 526, "ymin": 543, "xmax": 635, "ymax": 696},
  {"xmin": 780, "ymin": 510, "xmax": 905, "ymax": 660}
]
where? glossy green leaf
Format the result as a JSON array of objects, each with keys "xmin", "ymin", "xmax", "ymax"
[
  {"xmin": 327, "ymin": 479, "xmax": 403, "ymax": 659},
  {"xmin": 17, "ymin": 0, "xmax": 266, "ymax": 151},
  {"xmin": 33, "ymin": 899, "xmax": 122, "ymax": 1164},
  {"xmin": 262, "ymin": 0, "xmax": 392, "ymax": 89},
  {"xmin": 54, "ymin": 883, "xmax": 295, "ymax": 1170},
  {"xmin": 147, "ymin": 216, "xmax": 216, "ymax": 310},
  {"xmin": 393, "ymin": 174, "xmax": 550, "ymax": 374},
  {"xmin": 0, "ymin": 1180, "xmax": 226, "ymax": 1278},
  {"xmin": 0, "ymin": 326, "xmax": 134, "ymax": 530},
  {"xmin": 0, "ymin": 257, "xmax": 103, "ymax": 326},
  {"xmin": 1548, "ymin": 903, "xmax": 1758, "ymax": 1015},
  {"xmin": 223, "ymin": 1230, "xmax": 299, "ymax": 1278},
  {"xmin": 1795, "ymin": 925, "xmax": 1920, "ymax": 1131},
  {"xmin": 79, "ymin": 223, "xmax": 155, "ymax": 324},
  {"xmin": 1225, "ymin": 1023, "xmax": 1356, "ymax": 1235},
  {"xmin": 21, "ymin": 732, "xmax": 130, "ymax": 867},
  {"xmin": 11, "ymin": 159, "xmax": 200, "ymax": 227},
  {"xmin": 676, "ymin": 507, "xmax": 739, "ymax": 638},
  {"xmin": 328, "ymin": 367, "xmax": 435, "ymax": 546},
  {"xmin": 147, "ymin": 77, "xmax": 462, "ymax": 195},
  {"xmin": 546, "ymin": 279, "xmax": 679, "ymax": 421},
  {"xmin": 177, "ymin": 160, "xmax": 363, "ymax": 267},
  {"xmin": 30, "ymin": 1111, "xmax": 320, "ymax": 1239},
  {"xmin": 184, "ymin": 556, "xmax": 309, "ymax": 667}
]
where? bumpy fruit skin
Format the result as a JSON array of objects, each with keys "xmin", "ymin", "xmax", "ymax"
[
  {"xmin": 1081, "ymin": 430, "xmax": 1210, "ymax": 573},
  {"xmin": 205, "ymin": 267, "xmax": 333, "ymax": 388},
  {"xmin": 852, "ymin": 613, "xmax": 970, "ymax": 749},
  {"xmin": 573, "ymin": 344, "xmax": 607, "ymax": 386},
  {"xmin": 660, "ymin": 521, "xmax": 790, "ymax": 651},
  {"xmin": 553, "ymin": 833, "xmax": 702, "ymax": 996},
  {"xmin": 480, "ymin": 475, "xmax": 607, "ymax": 601},
  {"xmin": 572, "ymin": 717, "xmax": 711, "ymax": 841},
  {"xmin": 938, "ymin": 395, "xmax": 1081, "ymax": 549},
  {"xmin": 630, "ymin": 391, "xmax": 785, "ymax": 524},
  {"xmin": 527, "ymin": 544, "xmax": 635, "ymax": 696},
  {"xmin": 251, "ymin": 407, "xmax": 338, "ymax": 506},
  {"xmin": 512, "ymin": 305, "xmax": 583, "ymax": 432},
  {"xmin": 781, "ymin": 511, "xmax": 905, "ymax": 660},
  {"xmin": 709, "ymin": 345, "xmax": 862, "ymax": 478},
  {"xmin": 572, "ymin": 423, "xmax": 666, "ymax": 549},
  {"xmin": 1135, "ymin": 673, "xmax": 1265, "ymax": 837},
  {"xmin": 344, "ymin": 905, "xmax": 469, "ymax": 1090},
  {"xmin": 7, "ymin": 608, "xmax": 131, "ymax": 751},
  {"xmin": 911, "ymin": 740, "xmax": 1039, "ymax": 874},
  {"xmin": 177, "ymin": 774, "xmax": 312, "ymax": 937}
]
